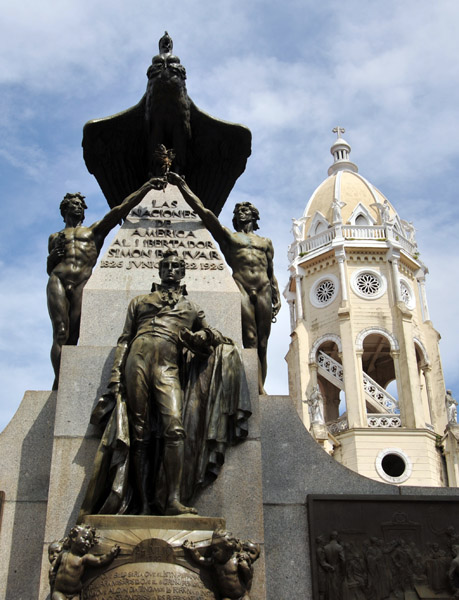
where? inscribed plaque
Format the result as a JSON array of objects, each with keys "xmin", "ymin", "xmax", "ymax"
[{"xmin": 83, "ymin": 562, "xmax": 214, "ymax": 600}]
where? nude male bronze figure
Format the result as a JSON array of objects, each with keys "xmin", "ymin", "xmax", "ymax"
[
  {"xmin": 47, "ymin": 178, "xmax": 162, "ymax": 389},
  {"xmin": 168, "ymin": 172, "xmax": 280, "ymax": 393}
]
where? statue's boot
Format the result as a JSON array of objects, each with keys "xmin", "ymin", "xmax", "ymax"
[
  {"xmin": 132, "ymin": 441, "xmax": 150, "ymax": 515},
  {"xmin": 163, "ymin": 439, "xmax": 197, "ymax": 515}
]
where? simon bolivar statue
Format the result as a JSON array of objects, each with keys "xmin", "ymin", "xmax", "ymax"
[{"xmin": 80, "ymin": 250, "xmax": 251, "ymax": 518}]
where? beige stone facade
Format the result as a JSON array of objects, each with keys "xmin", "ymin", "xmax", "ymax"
[{"xmin": 285, "ymin": 132, "xmax": 458, "ymax": 486}]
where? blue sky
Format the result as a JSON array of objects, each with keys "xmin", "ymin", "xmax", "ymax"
[{"xmin": 1, "ymin": 0, "xmax": 459, "ymax": 430}]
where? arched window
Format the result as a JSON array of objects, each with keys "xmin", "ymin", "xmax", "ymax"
[
  {"xmin": 355, "ymin": 213, "xmax": 369, "ymax": 225},
  {"xmin": 315, "ymin": 221, "xmax": 327, "ymax": 235},
  {"xmin": 358, "ymin": 331, "xmax": 399, "ymax": 416},
  {"xmin": 311, "ymin": 338, "xmax": 344, "ymax": 424}
]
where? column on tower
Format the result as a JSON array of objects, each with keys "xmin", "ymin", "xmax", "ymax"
[
  {"xmin": 417, "ymin": 272, "xmax": 431, "ymax": 322},
  {"xmin": 340, "ymin": 323, "xmax": 367, "ymax": 428},
  {"xmin": 335, "ymin": 247, "xmax": 367, "ymax": 428},
  {"xmin": 389, "ymin": 248, "xmax": 426, "ymax": 428},
  {"xmin": 285, "ymin": 266, "xmax": 312, "ymax": 421}
]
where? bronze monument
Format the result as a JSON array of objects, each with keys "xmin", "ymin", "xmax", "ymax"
[{"xmin": 41, "ymin": 31, "xmax": 263, "ymax": 600}]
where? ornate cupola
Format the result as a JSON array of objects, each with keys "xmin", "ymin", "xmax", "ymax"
[
  {"xmin": 327, "ymin": 126, "xmax": 358, "ymax": 175},
  {"xmin": 285, "ymin": 129, "xmax": 457, "ymax": 487}
]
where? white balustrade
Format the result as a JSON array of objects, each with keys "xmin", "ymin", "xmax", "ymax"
[
  {"xmin": 318, "ymin": 350, "xmax": 401, "ymax": 434},
  {"xmin": 298, "ymin": 229, "xmax": 335, "ymax": 254},
  {"xmin": 363, "ymin": 372, "xmax": 398, "ymax": 413},
  {"xmin": 395, "ymin": 233, "xmax": 417, "ymax": 255},
  {"xmin": 341, "ymin": 225, "xmax": 386, "ymax": 240},
  {"xmin": 292, "ymin": 224, "xmax": 417, "ymax": 259},
  {"xmin": 328, "ymin": 414, "xmax": 401, "ymax": 433},
  {"xmin": 327, "ymin": 416, "xmax": 349, "ymax": 435},
  {"xmin": 317, "ymin": 351, "xmax": 343, "ymax": 382},
  {"xmin": 367, "ymin": 414, "xmax": 401, "ymax": 428},
  {"xmin": 317, "ymin": 351, "xmax": 398, "ymax": 413}
]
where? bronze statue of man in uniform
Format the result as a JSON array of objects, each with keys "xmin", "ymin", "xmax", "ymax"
[
  {"xmin": 47, "ymin": 179, "xmax": 162, "ymax": 389},
  {"xmin": 79, "ymin": 249, "xmax": 251, "ymax": 518},
  {"xmin": 167, "ymin": 172, "xmax": 280, "ymax": 393},
  {"xmin": 106, "ymin": 250, "xmax": 220, "ymax": 515}
]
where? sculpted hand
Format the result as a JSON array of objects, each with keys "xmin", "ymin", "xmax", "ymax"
[
  {"xmin": 107, "ymin": 382, "xmax": 121, "ymax": 397},
  {"xmin": 51, "ymin": 245, "xmax": 65, "ymax": 259},
  {"xmin": 52, "ymin": 233, "xmax": 66, "ymax": 257},
  {"xmin": 146, "ymin": 177, "xmax": 166, "ymax": 191},
  {"xmin": 181, "ymin": 328, "xmax": 204, "ymax": 344},
  {"xmin": 166, "ymin": 172, "xmax": 185, "ymax": 186},
  {"xmin": 180, "ymin": 328, "xmax": 213, "ymax": 355}
]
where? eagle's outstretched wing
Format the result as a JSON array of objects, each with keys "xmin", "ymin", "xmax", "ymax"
[
  {"xmin": 82, "ymin": 96, "xmax": 251, "ymax": 215},
  {"xmin": 82, "ymin": 98, "xmax": 148, "ymax": 209},
  {"xmin": 186, "ymin": 102, "xmax": 252, "ymax": 215}
]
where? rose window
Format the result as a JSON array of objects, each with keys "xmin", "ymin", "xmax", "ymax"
[
  {"xmin": 310, "ymin": 275, "xmax": 339, "ymax": 308},
  {"xmin": 351, "ymin": 269, "xmax": 387, "ymax": 300},
  {"xmin": 316, "ymin": 280, "xmax": 335, "ymax": 304},
  {"xmin": 356, "ymin": 272, "xmax": 380, "ymax": 296}
]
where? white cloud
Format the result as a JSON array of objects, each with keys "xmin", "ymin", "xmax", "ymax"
[
  {"xmin": 0, "ymin": 143, "xmax": 48, "ymax": 179},
  {"xmin": 1, "ymin": 0, "xmax": 459, "ymax": 430}
]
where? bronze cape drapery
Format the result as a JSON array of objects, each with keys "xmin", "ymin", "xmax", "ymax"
[{"xmin": 79, "ymin": 340, "xmax": 250, "ymax": 518}]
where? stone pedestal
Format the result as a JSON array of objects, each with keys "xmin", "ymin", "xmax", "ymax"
[
  {"xmin": 3, "ymin": 392, "xmax": 459, "ymax": 599},
  {"xmin": 0, "ymin": 391, "xmax": 56, "ymax": 600}
]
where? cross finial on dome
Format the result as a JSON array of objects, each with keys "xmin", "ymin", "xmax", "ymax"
[{"xmin": 328, "ymin": 127, "xmax": 358, "ymax": 176}]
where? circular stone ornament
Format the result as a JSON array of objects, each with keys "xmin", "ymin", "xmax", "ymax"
[
  {"xmin": 399, "ymin": 278, "xmax": 415, "ymax": 310},
  {"xmin": 310, "ymin": 274, "xmax": 339, "ymax": 308},
  {"xmin": 351, "ymin": 269, "xmax": 387, "ymax": 300},
  {"xmin": 375, "ymin": 447, "xmax": 412, "ymax": 484}
]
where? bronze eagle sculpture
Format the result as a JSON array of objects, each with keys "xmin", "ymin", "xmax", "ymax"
[{"xmin": 82, "ymin": 32, "xmax": 252, "ymax": 216}]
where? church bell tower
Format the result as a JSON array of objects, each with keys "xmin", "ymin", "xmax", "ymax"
[{"xmin": 285, "ymin": 128, "xmax": 459, "ymax": 487}]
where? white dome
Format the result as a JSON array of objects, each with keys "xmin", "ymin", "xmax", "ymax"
[
  {"xmin": 303, "ymin": 132, "xmax": 398, "ymax": 233},
  {"xmin": 303, "ymin": 170, "xmax": 396, "ymax": 227}
]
